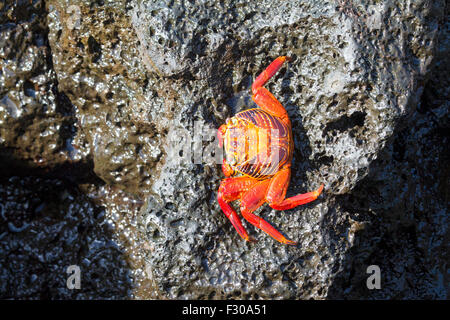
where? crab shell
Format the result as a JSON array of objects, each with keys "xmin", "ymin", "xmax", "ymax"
[{"xmin": 221, "ymin": 108, "xmax": 293, "ymax": 180}]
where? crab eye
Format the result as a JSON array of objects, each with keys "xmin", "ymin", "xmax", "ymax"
[{"xmin": 226, "ymin": 117, "xmax": 238, "ymax": 126}]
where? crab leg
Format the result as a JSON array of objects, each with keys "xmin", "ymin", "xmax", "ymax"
[
  {"xmin": 269, "ymin": 186, "xmax": 323, "ymax": 210},
  {"xmin": 252, "ymin": 56, "xmax": 291, "ymax": 94},
  {"xmin": 240, "ymin": 179, "xmax": 297, "ymax": 245},
  {"xmin": 252, "ymin": 87, "xmax": 289, "ymax": 122},
  {"xmin": 267, "ymin": 168, "xmax": 324, "ymax": 211},
  {"xmin": 218, "ymin": 176, "xmax": 258, "ymax": 242},
  {"xmin": 251, "ymin": 56, "xmax": 291, "ymax": 122}
]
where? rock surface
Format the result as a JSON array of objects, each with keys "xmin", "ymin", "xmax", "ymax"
[
  {"xmin": 0, "ymin": 0, "xmax": 72, "ymax": 172},
  {"xmin": 134, "ymin": 0, "xmax": 448, "ymax": 299},
  {"xmin": 0, "ymin": 0, "xmax": 448, "ymax": 299},
  {"xmin": 0, "ymin": 177, "xmax": 134, "ymax": 299}
]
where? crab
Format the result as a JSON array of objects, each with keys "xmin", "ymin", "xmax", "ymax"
[{"xmin": 217, "ymin": 56, "xmax": 324, "ymax": 245}]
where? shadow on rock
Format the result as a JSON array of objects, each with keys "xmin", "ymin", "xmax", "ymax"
[
  {"xmin": 324, "ymin": 80, "xmax": 449, "ymax": 299},
  {"xmin": 0, "ymin": 155, "xmax": 133, "ymax": 299}
]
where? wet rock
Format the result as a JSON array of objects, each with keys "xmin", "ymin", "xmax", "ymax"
[
  {"xmin": 0, "ymin": 176, "xmax": 132, "ymax": 299},
  {"xmin": 0, "ymin": 0, "xmax": 147, "ymax": 300},
  {"xmin": 133, "ymin": 0, "xmax": 446, "ymax": 298},
  {"xmin": 46, "ymin": 0, "xmax": 165, "ymax": 195},
  {"xmin": 0, "ymin": 0, "xmax": 74, "ymax": 170},
  {"xmin": 327, "ymin": 6, "xmax": 449, "ymax": 298},
  {"xmin": 0, "ymin": 0, "xmax": 447, "ymax": 300},
  {"xmin": 133, "ymin": 0, "xmax": 443, "ymax": 195},
  {"xmin": 328, "ymin": 75, "xmax": 449, "ymax": 299}
]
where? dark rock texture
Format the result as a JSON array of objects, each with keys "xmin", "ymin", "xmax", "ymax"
[
  {"xmin": 46, "ymin": 0, "xmax": 163, "ymax": 195},
  {"xmin": 0, "ymin": 0, "xmax": 72, "ymax": 172},
  {"xmin": 0, "ymin": 0, "xmax": 448, "ymax": 299},
  {"xmin": 0, "ymin": 0, "xmax": 152, "ymax": 299},
  {"xmin": 0, "ymin": 177, "xmax": 133, "ymax": 299},
  {"xmin": 134, "ymin": 0, "xmax": 448, "ymax": 299}
]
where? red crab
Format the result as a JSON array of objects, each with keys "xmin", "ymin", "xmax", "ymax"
[{"xmin": 217, "ymin": 56, "xmax": 324, "ymax": 245}]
